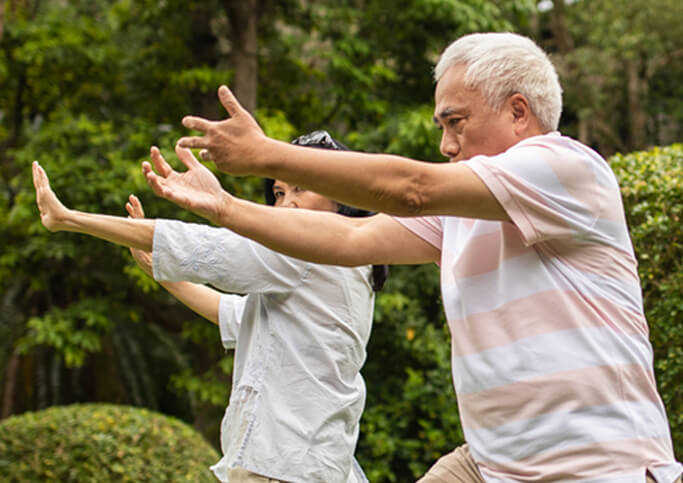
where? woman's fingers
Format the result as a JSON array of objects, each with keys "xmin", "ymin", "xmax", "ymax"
[
  {"xmin": 127, "ymin": 194, "xmax": 145, "ymax": 218},
  {"xmin": 149, "ymin": 146, "xmax": 174, "ymax": 177},
  {"xmin": 175, "ymin": 145, "xmax": 202, "ymax": 170}
]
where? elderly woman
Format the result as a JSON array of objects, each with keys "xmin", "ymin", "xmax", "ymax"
[{"xmin": 33, "ymin": 131, "xmax": 386, "ymax": 483}]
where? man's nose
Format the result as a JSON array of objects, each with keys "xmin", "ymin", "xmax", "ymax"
[{"xmin": 440, "ymin": 133, "xmax": 460, "ymax": 161}]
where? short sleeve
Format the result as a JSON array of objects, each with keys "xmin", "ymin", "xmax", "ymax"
[
  {"xmin": 217, "ymin": 293, "xmax": 247, "ymax": 350},
  {"xmin": 152, "ymin": 220, "xmax": 310, "ymax": 294},
  {"xmin": 464, "ymin": 135, "xmax": 608, "ymax": 246},
  {"xmin": 392, "ymin": 216, "xmax": 443, "ymax": 249}
]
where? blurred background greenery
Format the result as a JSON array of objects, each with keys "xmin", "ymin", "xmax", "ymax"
[{"xmin": 0, "ymin": 0, "xmax": 681, "ymax": 481}]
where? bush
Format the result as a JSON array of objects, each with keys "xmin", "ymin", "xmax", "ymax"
[
  {"xmin": 610, "ymin": 143, "xmax": 683, "ymax": 460},
  {"xmin": 0, "ymin": 403, "xmax": 220, "ymax": 482}
]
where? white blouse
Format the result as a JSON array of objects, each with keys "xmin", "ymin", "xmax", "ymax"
[{"xmin": 152, "ymin": 220, "xmax": 374, "ymax": 483}]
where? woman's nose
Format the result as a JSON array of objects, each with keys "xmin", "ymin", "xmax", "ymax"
[{"xmin": 282, "ymin": 194, "xmax": 298, "ymax": 208}]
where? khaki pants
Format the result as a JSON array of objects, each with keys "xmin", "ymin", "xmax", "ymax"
[
  {"xmin": 227, "ymin": 467, "xmax": 288, "ymax": 483},
  {"xmin": 415, "ymin": 445, "xmax": 681, "ymax": 483},
  {"xmin": 416, "ymin": 445, "xmax": 485, "ymax": 483}
]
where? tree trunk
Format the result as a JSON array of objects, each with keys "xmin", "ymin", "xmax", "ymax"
[
  {"xmin": 223, "ymin": 0, "xmax": 260, "ymax": 114},
  {"xmin": 1, "ymin": 350, "xmax": 20, "ymax": 418},
  {"xmin": 551, "ymin": 0, "xmax": 574, "ymax": 54},
  {"xmin": 0, "ymin": 0, "xmax": 5, "ymax": 42},
  {"xmin": 626, "ymin": 59, "xmax": 647, "ymax": 150},
  {"xmin": 578, "ymin": 118, "xmax": 589, "ymax": 146}
]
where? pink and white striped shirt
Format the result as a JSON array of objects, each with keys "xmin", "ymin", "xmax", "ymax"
[{"xmin": 396, "ymin": 133, "xmax": 682, "ymax": 482}]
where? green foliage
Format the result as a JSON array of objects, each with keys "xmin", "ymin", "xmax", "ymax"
[
  {"xmin": 351, "ymin": 104, "xmax": 444, "ymax": 162},
  {"xmin": 535, "ymin": 0, "xmax": 683, "ymax": 154},
  {"xmin": 3, "ymin": 1, "xmax": 680, "ymax": 481},
  {"xmin": 17, "ymin": 298, "xmax": 112, "ymax": 368},
  {"xmin": 0, "ymin": 0, "xmax": 249, "ymax": 430},
  {"xmin": 171, "ymin": 357, "xmax": 234, "ymax": 407},
  {"xmin": 358, "ymin": 264, "xmax": 464, "ymax": 481},
  {"xmin": 259, "ymin": 0, "xmax": 534, "ymax": 133},
  {"xmin": 0, "ymin": 403, "xmax": 220, "ymax": 482},
  {"xmin": 610, "ymin": 144, "xmax": 683, "ymax": 459}
]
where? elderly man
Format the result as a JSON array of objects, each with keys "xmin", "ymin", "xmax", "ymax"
[{"xmin": 144, "ymin": 33, "xmax": 682, "ymax": 482}]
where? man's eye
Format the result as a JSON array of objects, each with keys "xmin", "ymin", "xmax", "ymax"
[{"xmin": 448, "ymin": 117, "xmax": 464, "ymax": 127}]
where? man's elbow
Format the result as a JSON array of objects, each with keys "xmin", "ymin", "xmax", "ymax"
[{"xmin": 390, "ymin": 175, "xmax": 427, "ymax": 216}]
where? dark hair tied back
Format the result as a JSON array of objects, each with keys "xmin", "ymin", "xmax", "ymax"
[{"xmin": 264, "ymin": 130, "xmax": 389, "ymax": 291}]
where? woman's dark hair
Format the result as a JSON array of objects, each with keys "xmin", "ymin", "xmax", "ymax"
[{"xmin": 263, "ymin": 130, "xmax": 389, "ymax": 291}]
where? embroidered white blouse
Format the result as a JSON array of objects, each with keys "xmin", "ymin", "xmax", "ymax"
[{"xmin": 152, "ymin": 220, "xmax": 374, "ymax": 483}]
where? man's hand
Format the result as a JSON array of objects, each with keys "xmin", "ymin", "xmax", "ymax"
[
  {"xmin": 125, "ymin": 195, "xmax": 154, "ymax": 277},
  {"xmin": 177, "ymin": 85, "xmax": 267, "ymax": 175},
  {"xmin": 32, "ymin": 161, "xmax": 72, "ymax": 232},
  {"xmin": 143, "ymin": 145, "xmax": 232, "ymax": 225}
]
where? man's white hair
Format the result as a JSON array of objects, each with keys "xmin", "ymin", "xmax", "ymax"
[{"xmin": 434, "ymin": 32, "xmax": 563, "ymax": 132}]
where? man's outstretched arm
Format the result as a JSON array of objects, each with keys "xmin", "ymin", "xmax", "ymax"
[
  {"xmin": 143, "ymin": 149, "xmax": 440, "ymax": 266},
  {"xmin": 176, "ymin": 85, "xmax": 508, "ymax": 221}
]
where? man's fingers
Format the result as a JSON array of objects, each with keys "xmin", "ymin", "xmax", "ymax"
[
  {"xmin": 182, "ymin": 115, "xmax": 213, "ymax": 133},
  {"xmin": 199, "ymin": 149, "xmax": 213, "ymax": 161},
  {"xmin": 218, "ymin": 85, "xmax": 243, "ymax": 117},
  {"xmin": 149, "ymin": 146, "xmax": 173, "ymax": 177},
  {"xmin": 176, "ymin": 136, "xmax": 209, "ymax": 149}
]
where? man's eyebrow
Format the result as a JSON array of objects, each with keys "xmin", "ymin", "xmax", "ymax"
[{"xmin": 433, "ymin": 107, "xmax": 460, "ymax": 124}]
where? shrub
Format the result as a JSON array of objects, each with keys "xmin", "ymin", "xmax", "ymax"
[
  {"xmin": 610, "ymin": 143, "xmax": 683, "ymax": 460},
  {"xmin": 0, "ymin": 403, "xmax": 220, "ymax": 482}
]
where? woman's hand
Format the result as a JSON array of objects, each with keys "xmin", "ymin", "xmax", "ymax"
[
  {"xmin": 32, "ymin": 161, "xmax": 72, "ymax": 232},
  {"xmin": 125, "ymin": 195, "xmax": 154, "ymax": 276}
]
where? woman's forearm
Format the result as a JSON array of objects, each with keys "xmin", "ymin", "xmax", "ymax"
[
  {"xmin": 61, "ymin": 210, "xmax": 156, "ymax": 251},
  {"xmin": 158, "ymin": 280, "xmax": 221, "ymax": 325}
]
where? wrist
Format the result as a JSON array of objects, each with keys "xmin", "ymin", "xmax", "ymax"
[
  {"xmin": 252, "ymin": 137, "xmax": 284, "ymax": 178},
  {"xmin": 57, "ymin": 208, "xmax": 80, "ymax": 232},
  {"xmin": 213, "ymin": 190, "xmax": 235, "ymax": 227}
]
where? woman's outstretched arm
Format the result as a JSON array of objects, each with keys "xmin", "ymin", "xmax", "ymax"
[
  {"xmin": 126, "ymin": 194, "xmax": 221, "ymax": 325},
  {"xmin": 32, "ymin": 161, "xmax": 155, "ymax": 251}
]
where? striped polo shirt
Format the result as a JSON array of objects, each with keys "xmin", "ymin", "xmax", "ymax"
[{"xmin": 396, "ymin": 133, "xmax": 682, "ymax": 482}]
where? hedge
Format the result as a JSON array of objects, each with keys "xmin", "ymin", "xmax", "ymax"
[
  {"xmin": 0, "ymin": 403, "xmax": 220, "ymax": 482},
  {"xmin": 610, "ymin": 143, "xmax": 682, "ymax": 460}
]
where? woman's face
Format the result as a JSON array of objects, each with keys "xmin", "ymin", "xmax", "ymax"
[{"xmin": 272, "ymin": 180, "xmax": 339, "ymax": 212}]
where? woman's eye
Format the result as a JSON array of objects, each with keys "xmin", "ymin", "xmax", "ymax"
[
  {"xmin": 273, "ymin": 191, "xmax": 284, "ymax": 198},
  {"xmin": 294, "ymin": 186, "xmax": 304, "ymax": 192}
]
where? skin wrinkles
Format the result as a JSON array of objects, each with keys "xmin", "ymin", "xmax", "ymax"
[{"xmin": 433, "ymin": 64, "xmax": 530, "ymax": 164}]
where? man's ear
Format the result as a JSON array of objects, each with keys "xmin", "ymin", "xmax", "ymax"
[{"xmin": 509, "ymin": 93, "xmax": 531, "ymax": 134}]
